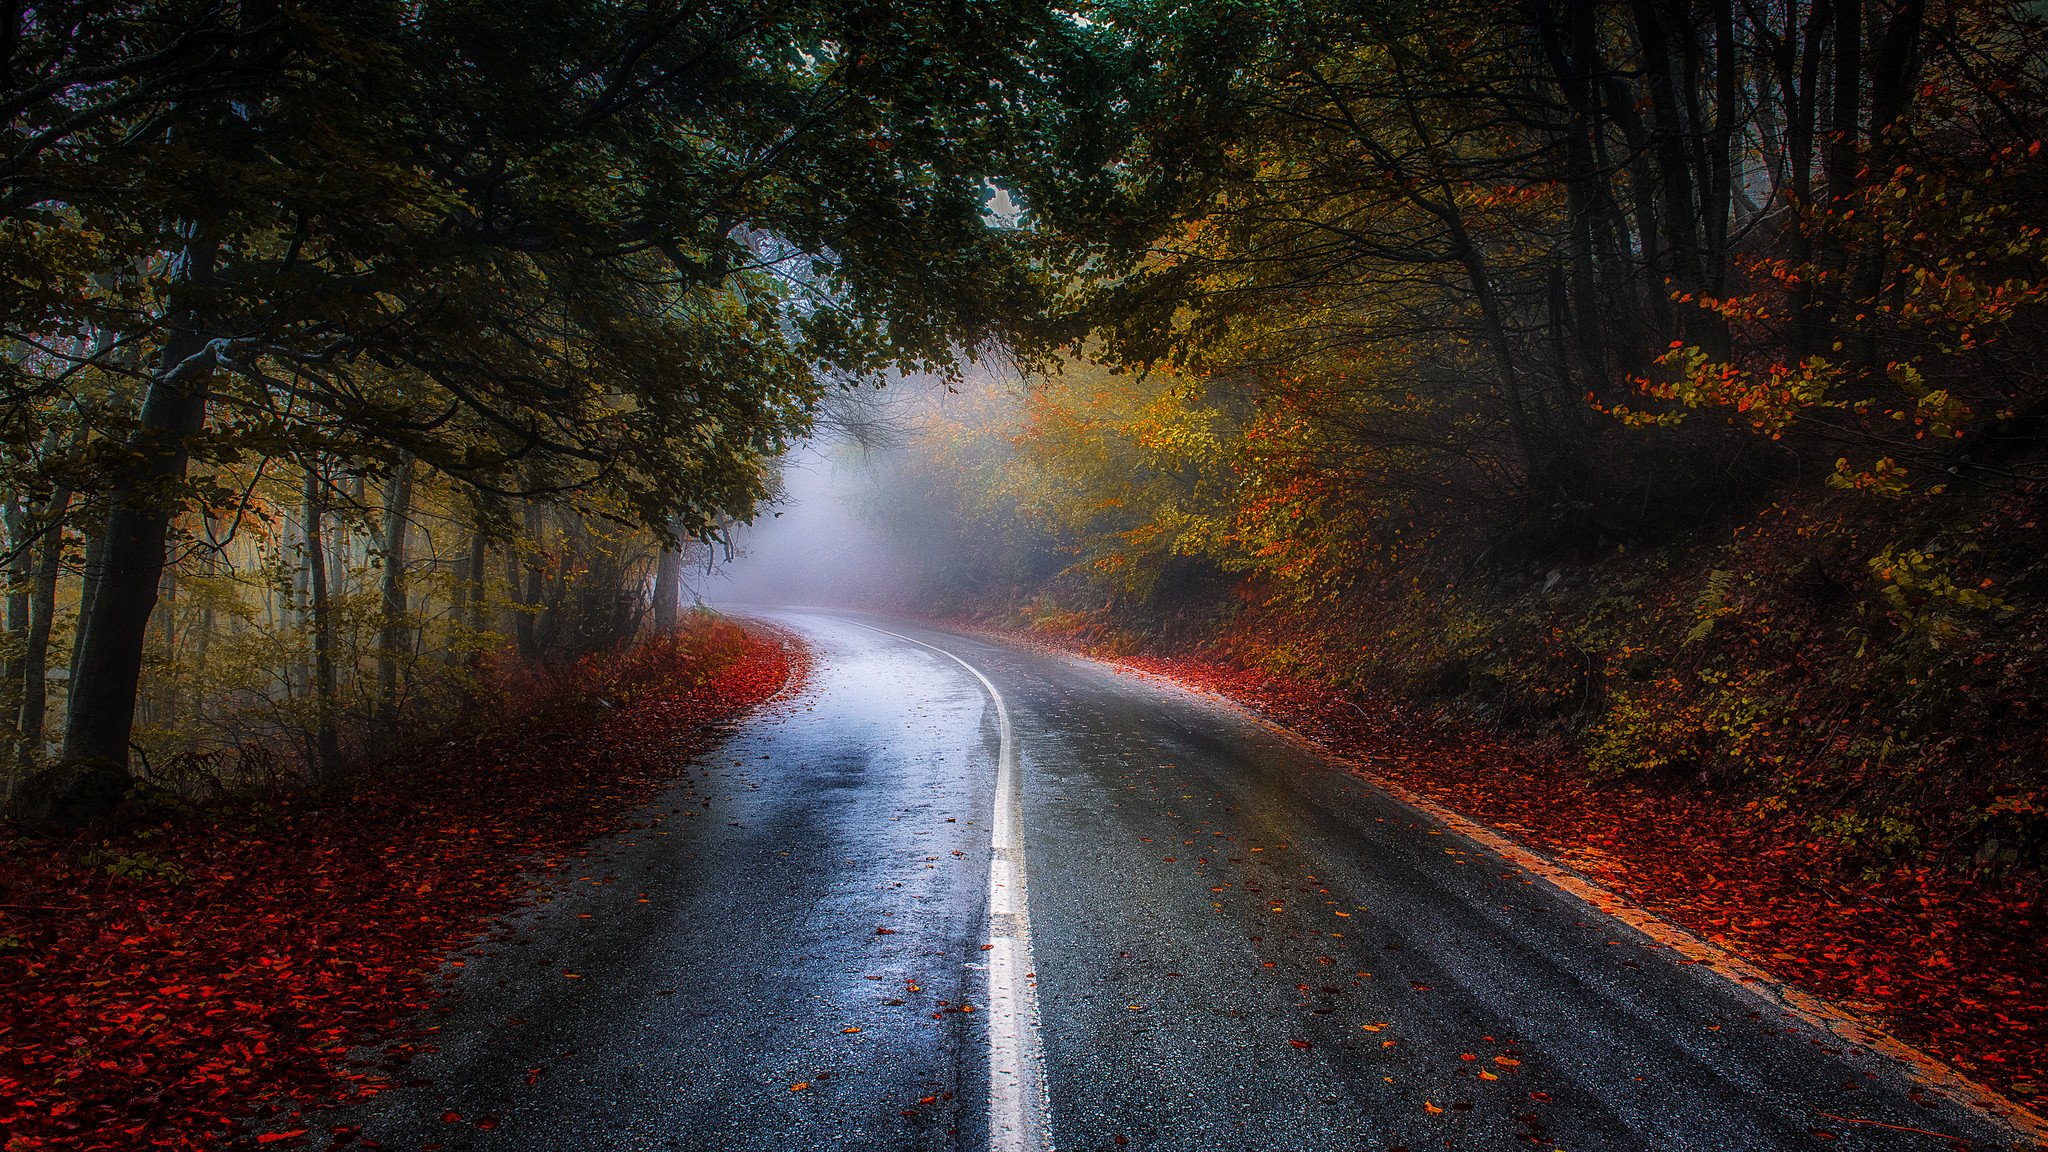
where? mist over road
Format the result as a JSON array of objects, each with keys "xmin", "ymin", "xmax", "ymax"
[{"xmin": 342, "ymin": 614, "xmax": 2023, "ymax": 1151}]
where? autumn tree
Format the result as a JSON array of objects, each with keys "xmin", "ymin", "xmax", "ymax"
[{"xmin": 1, "ymin": 0, "xmax": 1105, "ymax": 825}]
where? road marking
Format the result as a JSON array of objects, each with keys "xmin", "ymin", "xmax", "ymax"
[{"xmin": 856, "ymin": 624, "xmax": 1053, "ymax": 1152}]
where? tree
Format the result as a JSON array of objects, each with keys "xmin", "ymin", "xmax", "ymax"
[{"xmin": 4, "ymin": 0, "xmax": 1105, "ymax": 826}]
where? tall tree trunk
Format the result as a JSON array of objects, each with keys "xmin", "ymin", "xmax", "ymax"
[
  {"xmin": 1823, "ymin": 0, "xmax": 1864, "ymax": 211},
  {"xmin": 1534, "ymin": 0, "xmax": 1616, "ymax": 398},
  {"xmin": 651, "ymin": 541, "xmax": 683, "ymax": 635},
  {"xmin": 516, "ymin": 501, "xmax": 547, "ymax": 661},
  {"xmin": 447, "ymin": 526, "xmax": 470, "ymax": 667},
  {"xmin": 154, "ymin": 565, "xmax": 178, "ymax": 730},
  {"xmin": 303, "ymin": 466, "xmax": 341, "ymax": 780},
  {"xmin": 3, "ymin": 494, "xmax": 29, "ymax": 766},
  {"xmin": 376, "ymin": 453, "xmax": 413, "ymax": 732},
  {"xmin": 1630, "ymin": 0, "xmax": 1728, "ymax": 354},
  {"xmin": 508, "ymin": 549, "xmax": 536, "ymax": 662},
  {"xmin": 1703, "ymin": 0, "xmax": 1737, "ymax": 293},
  {"xmin": 1846, "ymin": 0, "xmax": 1925, "ymax": 366},
  {"xmin": 37, "ymin": 231, "xmax": 221, "ymax": 827},
  {"xmin": 19, "ymin": 480, "xmax": 72, "ymax": 761},
  {"xmin": 67, "ymin": 525, "xmax": 106, "ymax": 691},
  {"xmin": 466, "ymin": 526, "xmax": 488, "ymax": 636}
]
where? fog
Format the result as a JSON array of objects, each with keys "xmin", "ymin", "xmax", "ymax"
[
  {"xmin": 698, "ymin": 439, "xmax": 919, "ymax": 610},
  {"xmin": 700, "ymin": 365, "xmax": 1021, "ymax": 611}
]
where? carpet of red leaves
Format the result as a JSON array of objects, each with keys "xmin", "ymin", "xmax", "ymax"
[
  {"xmin": 1106, "ymin": 651, "xmax": 2046, "ymax": 1107},
  {"xmin": 0, "ymin": 618, "xmax": 797, "ymax": 1151}
]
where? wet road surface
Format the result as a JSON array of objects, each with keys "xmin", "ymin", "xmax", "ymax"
[{"xmin": 333, "ymin": 612, "xmax": 2030, "ymax": 1151}]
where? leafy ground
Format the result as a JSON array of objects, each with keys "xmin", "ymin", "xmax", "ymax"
[{"xmin": 0, "ymin": 617, "xmax": 797, "ymax": 1151}]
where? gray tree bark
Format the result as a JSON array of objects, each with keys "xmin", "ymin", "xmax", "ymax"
[{"xmin": 376, "ymin": 454, "xmax": 414, "ymax": 732}]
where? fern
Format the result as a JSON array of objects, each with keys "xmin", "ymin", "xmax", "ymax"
[{"xmin": 1684, "ymin": 569, "xmax": 1736, "ymax": 646}]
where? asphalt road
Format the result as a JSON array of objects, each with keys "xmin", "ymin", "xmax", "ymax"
[{"xmin": 327, "ymin": 612, "xmax": 2027, "ymax": 1151}]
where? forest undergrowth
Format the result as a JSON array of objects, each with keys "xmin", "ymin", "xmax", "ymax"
[{"xmin": 0, "ymin": 615, "xmax": 797, "ymax": 1152}]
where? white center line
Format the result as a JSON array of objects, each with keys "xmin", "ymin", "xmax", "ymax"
[{"xmin": 859, "ymin": 624, "xmax": 1053, "ymax": 1152}]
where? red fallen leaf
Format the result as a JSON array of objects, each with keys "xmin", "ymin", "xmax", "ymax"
[
  {"xmin": 476, "ymin": 1117, "xmax": 500, "ymax": 1130},
  {"xmin": 441, "ymin": 1111, "xmax": 462, "ymax": 1124},
  {"xmin": 875, "ymin": 928, "xmax": 897, "ymax": 935},
  {"xmin": 0, "ymin": 627, "xmax": 793, "ymax": 1152},
  {"xmin": 257, "ymin": 1132, "xmax": 308, "ymax": 1144},
  {"xmin": 1530, "ymin": 1092, "xmax": 1553, "ymax": 1102},
  {"xmin": 1288, "ymin": 1039, "xmax": 1312, "ymax": 1049}
]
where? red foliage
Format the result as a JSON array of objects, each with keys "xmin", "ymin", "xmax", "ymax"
[
  {"xmin": 0, "ymin": 618, "xmax": 797, "ymax": 1151},
  {"xmin": 1109, "ymin": 651, "xmax": 2046, "ymax": 1105}
]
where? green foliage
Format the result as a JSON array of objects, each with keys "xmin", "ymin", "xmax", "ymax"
[
  {"xmin": 1867, "ymin": 546, "xmax": 2010, "ymax": 645},
  {"xmin": 1809, "ymin": 809, "xmax": 1923, "ymax": 863},
  {"xmin": 0, "ymin": 0, "xmax": 1116, "ymax": 809},
  {"xmin": 1683, "ymin": 570, "xmax": 1739, "ymax": 647},
  {"xmin": 1592, "ymin": 629, "xmax": 1792, "ymax": 782},
  {"xmin": 81, "ymin": 847, "xmax": 192, "ymax": 887}
]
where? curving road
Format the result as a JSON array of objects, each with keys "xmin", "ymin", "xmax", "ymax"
[{"xmin": 331, "ymin": 612, "xmax": 2030, "ymax": 1151}]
